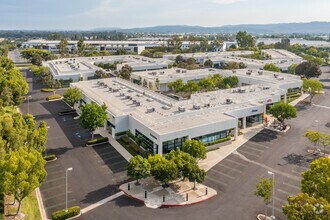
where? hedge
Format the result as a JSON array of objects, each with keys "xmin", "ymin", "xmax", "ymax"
[
  {"xmin": 51, "ymin": 206, "xmax": 80, "ymax": 220},
  {"xmin": 87, "ymin": 137, "xmax": 109, "ymax": 145},
  {"xmin": 115, "ymin": 131, "xmax": 128, "ymax": 137},
  {"xmin": 47, "ymin": 94, "xmax": 63, "ymax": 100},
  {"xmin": 205, "ymin": 136, "xmax": 231, "ymax": 147},
  {"xmin": 41, "ymin": 88, "xmax": 55, "ymax": 92},
  {"xmin": 44, "ymin": 154, "xmax": 57, "ymax": 161}
]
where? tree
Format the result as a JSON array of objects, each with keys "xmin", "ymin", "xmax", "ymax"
[
  {"xmin": 295, "ymin": 61, "xmax": 322, "ymax": 79},
  {"xmin": 167, "ymin": 79, "xmax": 184, "ymax": 93},
  {"xmin": 204, "ymin": 59, "xmax": 213, "ymax": 67},
  {"xmin": 288, "ymin": 64, "xmax": 298, "ymax": 74},
  {"xmin": 142, "ymin": 79, "xmax": 148, "ymax": 88},
  {"xmin": 186, "ymin": 57, "xmax": 196, "ymax": 65},
  {"xmin": 175, "ymin": 55, "xmax": 184, "ymax": 64},
  {"xmin": 269, "ymin": 101, "xmax": 297, "ymax": 127},
  {"xmin": 95, "ymin": 70, "xmax": 111, "ymax": 79},
  {"xmin": 63, "ymin": 87, "xmax": 82, "ymax": 107},
  {"xmin": 263, "ymin": 63, "xmax": 281, "ymax": 72},
  {"xmin": 77, "ymin": 39, "xmax": 85, "ymax": 55},
  {"xmin": 21, "ymin": 49, "xmax": 54, "ymax": 65},
  {"xmin": 236, "ymin": 31, "xmax": 255, "ymax": 48},
  {"xmin": 120, "ymin": 65, "xmax": 132, "ymax": 80},
  {"xmin": 319, "ymin": 133, "xmax": 330, "ymax": 155},
  {"xmin": 283, "ymin": 193, "xmax": 330, "ymax": 220},
  {"xmin": 155, "ymin": 78, "xmax": 160, "ymax": 91},
  {"xmin": 198, "ymin": 77, "xmax": 215, "ymax": 91},
  {"xmin": 255, "ymin": 177, "xmax": 273, "ymax": 219},
  {"xmin": 302, "ymin": 78, "xmax": 324, "ymax": 103},
  {"xmin": 30, "ymin": 65, "xmax": 49, "ymax": 77},
  {"xmin": 304, "ymin": 130, "xmax": 322, "ymax": 151},
  {"xmin": 184, "ymin": 81, "xmax": 200, "ymax": 93},
  {"xmin": 148, "ymin": 154, "xmax": 178, "ymax": 186},
  {"xmin": 301, "ymin": 158, "xmax": 330, "ymax": 202},
  {"xmin": 58, "ymin": 38, "xmax": 68, "ymax": 56},
  {"xmin": 223, "ymin": 76, "xmax": 239, "ymax": 88},
  {"xmin": 182, "ymin": 139, "xmax": 206, "ymax": 161},
  {"xmin": 79, "ymin": 102, "xmax": 107, "ymax": 140},
  {"xmin": 127, "ymin": 155, "xmax": 151, "ymax": 184},
  {"xmin": 3, "ymin": 147, "xmax": 47, "ymax": 215},
  {"xmin": 184, "ymin": 164, "xmax": 206, "ymax": 190},
  {"xmin": 0, "ymin": 57, "xmax": 29, "ymax": 106}
]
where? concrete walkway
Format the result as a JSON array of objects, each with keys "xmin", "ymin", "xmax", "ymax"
[
  {"xmin": 81, "ymin": 192, "xmax": 124, "ymax": 214},
  {"xmin": 120, "ymin": 177, "xmax": 217, "ymax": 207},
  {"xmin": 95, "ymin": 128, "xmax": 132, "ymax": 161}
]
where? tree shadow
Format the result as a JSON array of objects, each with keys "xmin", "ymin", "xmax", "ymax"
[
  {"xmin": 249, "ymin": 129, "xmax": 278, "ymax": 143},
  {"xmin": 34, "ymin": 113, "xmax": 55, "ymax": 121},
  {"xmin": 281, "ymin": 153, "xmax": 321, "ymax": 168},
  {"xmin": 47, "ymin": 146, "xmax": 75, "ymax": 157}
]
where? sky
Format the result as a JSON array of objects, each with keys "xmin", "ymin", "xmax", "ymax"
[{"xmin": 1, "ymin": 0, "xmax": 330, "ymax": 30}]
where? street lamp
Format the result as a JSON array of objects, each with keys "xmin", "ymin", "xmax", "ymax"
[
  {"xmin": 267, "ymin": 171, "xmax": 275, "ymax": 220},
  {"xmin": 27, "ymin": 95, "xmax": 32, "ymax": 114},
  {"xmin": 66, "ymin": 167, "xmax": 73, "ymax": 212}
]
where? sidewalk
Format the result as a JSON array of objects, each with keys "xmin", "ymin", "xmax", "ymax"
[{"xmin": 119, "ymin": 177, "xmax": 217, "ymax": 207}]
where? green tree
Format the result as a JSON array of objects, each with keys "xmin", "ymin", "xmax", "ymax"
[
  {"xmin": 152, "ymin": 158, "xmax": 178, "ymax": 186},
  {"xmin": 301, "ymin": 158, "xmax": 330, "ymax": 202},
  {"xmin": 79, "ymin": 102, "xmax": 107, "ymax": 140},
  {"xmin": 175, "ymin": 55, "xmax": 184, "ymax": 64},
  {"xmin": 155, "ymin": 78, "xmax": 160, "ymax": 91},
  {"xmin": 142, "ymin": 79, "xmax": 148, "ymax": 88},
  {"xmin": 204, "ymin": 59, "xmax": 213, "ymax": 67},
  {"xmin": 21, "ymin": 48, "xmax": 53, "ymax": 65},
  {"xmin": 127, "ymin": 155, "xmax": 151, "ymax": 184},
  {"xmin": 263, "ymin": 63, "xmax": 281, "ymax": 72},
  {"xmin": 319, "ymin": 133, "xmax": 330, "ymax": 155},
  {"xmin": 59, "ymin": 38, "xmax": 68, "ymax": 56},
  {"xmin": 184, "ymin": 81, "xmax": 200, "ymax": 93},
  {"xmin": 283, "ymin": 193, "xmax": 330, "ymax": 220},
  {"xmin": 182, "ymin": 139, "xmax": 206, "ymax": 161},
  {"xmin": 63, "ymin": 88, "xmax": 82, "ymax": 107},
  {"xmin": 304, "ymin": 130, "xmax": 322, "ymax": 152},
  {"xmin": 30, "ymin": 65, "xmax": 49, "ymax": 77},
  {"xmin": 269, "ymin": 101, "xmax": 297, "ymax": 126},
  {"xmin": 198, "ymin": 77, "xmax": 215, "ymax": 91},
  {"xmin": 236, "ymin": 31, "xmax": 255, "ymax": 48},
  {"xmin": 288, "ymin": 64, "xmax": 298, "ymax": 74},
  {"xmin": 3, "ymin": 147, "xmax": 47, "ymax": 216},
  {"xmin": 302, "ymin": 78, "xmax": 324, "ymax": 103},
  {"xmin": 223, "ymin": 76, "xmax": 239, "ymax": 88},
  {"xmin": 184, "ymin": 164, "xmax": 206, "ymax": 190},
  {"xmin": 77, "ymin": 39, "xmax": 85, "ymax": 55},
  {"xmin": 167, "ymin": 79, "xmax": 184, "ymax": 93},
  {"xmin": 120, "ymin": 65, "xmax": 132, "ymax": 80},
  {"xmin": 255, "ymin": 177, "xmax": 273, "ymax": 219},
  {"xmin": 295, "ymin": 61, "xmax": 322, "ymax": 79}
]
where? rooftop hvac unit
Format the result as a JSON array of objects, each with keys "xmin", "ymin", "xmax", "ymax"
[
  {"xmin": 147, "ymin": 98, "xmax": 154, "ymax": 102},
  {"xmin": 262, "ymin": 86, "xmax": 270, "ymax": 90},
  {"xmin": 249, "ymin": 88, "xmax": 255, "ymax": 92},
  {"xmin": 204, "ymin": 103, "xmax": 210, "ymax": 108},
  {"xmin": 125, "ymin": 95, "xmax": 131, "ymax": 99},
  {"xmin": 178, "ymin": 106, "xmax": 186, "ymax": 112},
  {"xmin": 136, "ymin": 102, "xmax": 141, "ymax": 106},
  {"xmin": 108, "ymin": 88, "xmax": 112, "ymax": 92},
  {"xmin": 193, "ymin": 104, "xmax": 201, "ymax": 110},
  {"xmin": 104, "ymin": 84, "xmax": 108, "ymax": 88},
  {"xmin": 232, "ymin": 70, "xmax": 237, "ymax": 73},
  {"xmin": 274, "ymin": 74, "xmax": 279, "ymax": 78},
  {"xmin": 176, "ymin": 69, "xmax": 181, "ymax": 73},
  {"xmin": 151, "ymin": 72, "xmax": 157, "ymax": 75},
  {"xmin": 146, "ymin": 106, "xmax": 155, "ymax": 113},
  {"xmin": 182, "ymin": 70, "xmax": 187, "ymax": 73},
  {"xmin": 113, "ymin": 88, "xmax": 119, "ymax": 92},
  {"xmin": 258, "ymin": 71, "xmax": 263, "ymax": 75},
  {"xmin": 119, "ymin": 92, "xmax": 125, "ymax": 96},
  {"xmin": 238, "ymin": 88, "xmax": 246, "ymax": 93},
  {"xmin": 226, "ymin": 98, "xmax": 233, "ymax": 104},
  {"xmin": 277, "ymin": 76, "xmax": 284, "ymax": 80},
  {"xmin": 246, "ymin": 71, "xmax": 252, "ymax": 75},
  {"xmin": 162, "ymin": 106, "xmax": 171, "ymax": 110}
]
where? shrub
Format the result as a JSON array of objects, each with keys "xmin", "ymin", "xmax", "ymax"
[
  {"xmin": 47, "ymin": 94, "xmax": 63, "ymax": 100},
  {"xmin": 205, "ymin": 136, "xmax": 231, "ymax": 147},
  {"xmin": 51, "ymin": 206, "xmax": 80, "ymax": 220},
  {"xmin": 41, "ymin": 88, "xmax": 55, "ymax": 92},
  {"xmin": 44, "ymin": 154, "xmax": 56, "ymax": 161},
  {"xmin": 87, "ymin": 137, "xmax": 108, "ymax": 145},
  {"xmin": 121, "ymin": 136, "xmax": 130, "ymax": 145},
  {"xmin": 115, "ymin": 131, "xmax": 127, "ymax": 137}
]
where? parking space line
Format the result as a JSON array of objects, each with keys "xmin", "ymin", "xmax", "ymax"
[
  {"xmin": 241, "ymin": 145, "xmax": 264, "ymax": 153},
  {"xmin": 105, "ymin": 159, "xmax": 127, "ymax": 167},
  {"xmin": 291, "ymin": 169, "xmax": 303, "ymax": 175},
  {"xmin": 102, "ymin": 154, "xmax": 124, "ymax": 162},
  {"xmin": 218, "ymin": 164, "xmax": 243, "ymax": 173},
  {"xmin": 225, "ymin": 158, "xmax": 249, "ymax": 167},
  {"xmin": 237, "ymin": 149, "xmax": 260, "ymax": 158},
  {"xmin": 277, "ymin": 188, "xmax": 292, "ymax": 196},
  {"xmin": 282, "ymin": 182, "xmax": 300, "ymax": 190},
  {"xmin": 43, "ymin": 191, "xmax": 72, "ymax": 202},
  {"xmin": 96, "ymin": 149, "xmax": 117, "ymax": 157},
  {"xmin": 206, "ymin": 176, "xmax": 228, "ymax": 186},
  {"xmin": 40, "ymin": 184, "xmax": 66, "ymax": 193},
  {"xmin": 209, "ymin": 169, "xmax": 235, "ymax": 180},
  {"xmin": 45, "ymin": 199, "xmax": 76, "ymax": 210},
  {"xmin": 267, "ymin": 204, "xmax": 282, "ymax": 213},
  {"xmin": 246, "ymin": 142, "xmax": 270, "ymax": 149},
  {"xmin": 43, "ymin": 176, "xmax": 65, "ymax": 184},
  {"xmin": 274, "ymin": 196, "xmax": 288, "ymax": 204},
  {"xmin": 45, "ymin": 169, "xmax": 64, "ymax": 176},
  {"xmin": 45, "ymin": 164, "xmax": 62, "ymax": 170}
]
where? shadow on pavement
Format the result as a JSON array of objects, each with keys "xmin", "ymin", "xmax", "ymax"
[{"xmin": 249, "ymin": 129, "xmax": 278, "ymax": 143}]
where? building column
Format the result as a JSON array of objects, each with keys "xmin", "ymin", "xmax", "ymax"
[
  {"xmin": 242, "ymin": 117, "xmax": 247, "ymax": 129},
  {"xmin": 234, "ymin": 127, "xmax": 239, "ymax": 141},
  {"xmin": 284, "ymin": 94, "xmax": 287, "ymax": 103},
  {"xmin": 157, "ymin": 143, "xmax": 162, "ymax": 156}
]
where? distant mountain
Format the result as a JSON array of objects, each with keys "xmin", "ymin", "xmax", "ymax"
[{"xmin": 94, "ymin": 22, "xmax": 330, "ymax": 34}]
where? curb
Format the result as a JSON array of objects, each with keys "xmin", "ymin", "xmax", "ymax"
[
  {"xmin": 66, "ymin": 211, "xmax": 82, "ymax": 220},
  {"xmin": 35, "ymin": 188, "xmax": 48, "ymax": 220},
  {"xmin": 120, "ymin": 189, "xmax": 217, "ymax": 207}
]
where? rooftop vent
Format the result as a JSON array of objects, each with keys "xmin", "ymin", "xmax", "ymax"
[
  {"xmin": 147, "ymin": 98, "xmax": 154, "ymax": 102},
  {"xmin": 162, "ymin": 106, "xmax": 171, "ymax": 110},
  {"xmin": 238, "ymin": 88, "xmax": 246, "ymax": 93},
  {"xmin": 246, "ymin": 71, "xmax": 252, "ymax": 75},
  {"xmin": 226, "ymin": 98, "xmax": 233, "ymax": 104},
  {"xmin": 262, "ymin": 86, "xmax": 270, "ymax": 90},
  {"xmin": 193, "ymin": 104, "xmax": 201, "ymax": 110},
  {"xmin": 178, "ymin": 106, "xmax": 186, "ymax": 112},
  {"xmin": 146, "ymin": 106, "xmax": 155, "ymax": 113},
  {"xmin": 232, "ymin": 70, "xmax": 237, "ymax": 73},
  {"xmin": 274, "ymin": 74, "xmax": 279, "ymax": 78},
  {"xmin": 176, "ymin": 69, "xmax": 181, "ymax": 73},
  {"xmin": 258, "ymin": 71, "xmax": 263, "ymax": 75}
]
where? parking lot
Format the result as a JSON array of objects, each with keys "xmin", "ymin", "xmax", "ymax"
[{"xmin": 20, "ymin": 70, "xmax": 129, "ymax": 218}]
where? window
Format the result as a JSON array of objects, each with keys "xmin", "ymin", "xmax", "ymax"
[
  {"xmin": 162, "ymin": 136, "xmax": 188, "ymax": 154},
  {"xmin": 135, "ymin": 130, "xmax": 158, "ymax": 154},
  {"xmin": 194, "ymin": 130, "xmax": 229, "ymax": 144}
]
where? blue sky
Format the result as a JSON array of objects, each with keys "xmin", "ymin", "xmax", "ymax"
[{"xmin": 1, "ymin": 0, "xmax": 330, "ymax": 30}]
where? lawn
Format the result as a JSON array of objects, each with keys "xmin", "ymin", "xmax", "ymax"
[{"xmin": 6, "ymin": 191, "xmax": 41, "ymax": 220}]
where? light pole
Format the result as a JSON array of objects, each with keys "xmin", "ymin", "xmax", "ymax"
[
  {"xmin": 27, "ymin": 95, "xmax": 32, "ymax": 114},
  {"xmin": 267, "ymin": 171, "xmax": 275, "ymax": 220},
  {"xmin": 66, "ymin": 167, "xmax": 73, "ymax": 212}
]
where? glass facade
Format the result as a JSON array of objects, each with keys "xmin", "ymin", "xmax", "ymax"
[
  {"xmin": 195, "ymin": 130, "xmax": 229, "ymax": 144},
  {"xmin": 246, "ymin": 114, "xmax": 263, "ymax": 126},
  {"xmin": 135, "ymin": 130, "xmax": 158, "ymax": 154},
  {"xmin": 162, "ymin": 136, "xmax": 188, "ymax": 154}
]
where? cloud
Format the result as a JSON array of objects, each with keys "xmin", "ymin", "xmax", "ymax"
[{"xmin": 212, "ymin": 0, "xmax": 249, "ymax": 4}]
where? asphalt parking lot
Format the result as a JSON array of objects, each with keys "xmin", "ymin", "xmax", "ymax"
[{"xmin": 20, "ymin": 70, "xmax": 129, "ymax": 218}]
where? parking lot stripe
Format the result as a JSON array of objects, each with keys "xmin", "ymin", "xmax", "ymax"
[
  {"xmin": 282, "ymin": 182, "xmax": 300, "ymax": 190},
  {"xmin": 206, "ymin": 176, "xmax": 228, "ymax": 186},
  {"xmin": 277, "ymin": 188, "xmax": 292, "ymax": 196},
  {"xmin": 218, "ymin": 164, "xmax": 242, "ymax": 173},
  {"xmin": 40, "ymin": 184, "xmax": 66, "ymax": 193},
  {"xmin": 97, "ymin": 149, "xmax": 118, "ymax": 157},
  {"xmin": 45, "ymin": 169, "xmax": 64, "ymax": 177},
  {"xmin": 225, "ymin": 158, "xmax": 249, "ymax": 167},
  {"xmin": 45, "ymin": 164, "xmax": 62, "ymax": 170},
  {"xmin": 274, "ymin": 196, "xmax": 288, "ymax": 204},
  {"xmin": 105, "ymin": 159, "xmax": 127, "ymax": 167},
  {"xmin": 43, "ymin": 176, "xmax": 65, "ymax": 184},
  {"xmin": 209, "ymin": 169, "xmax": 235, "ymax": 180},
  {"xmin": 267, "ymin": 204, "xmax": 282, "ymax": 213},
  {"xmin": 246, "ymin": 142, "xmax": 270, "ymax": 149},
  {"xmin": 45, "ymin": 199, "xmax": 76, "ymax": 210},
  {"xmin": 102, "ymin": 154, "xmax": 123, "ymax": 162},
  {"xmin": 237, "ymin": 149, "xmax": 260, "ymax": 158},
  {"xmin": 43, "ymin": 191, "xmax": 72, "ymax": 202},
  {"xmin": 241, "ymin": 145, "xmax": 264, "ymax": 153}
]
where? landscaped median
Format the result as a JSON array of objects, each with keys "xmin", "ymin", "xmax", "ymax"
[
  {"xmin": 51, "ymin": 206, "xmax": 81, "ymax": 220},
  {"xmin": 44, "ymin": 154, "xmax": 57, "ymax": 162},
  {"xmin": 47, "ymin": 94, "xmax": 63, "ymax": 101},
  {"xmin": 86, "ymin": 137, "xmax": 109, "ymax": 147},
  {"xmin": 119, "ymin": 178, "xmax": 217, "ymax": 208},
  {"xmin": 40, "ymin": 88, "xmax": 55, "ymax": 93}
]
